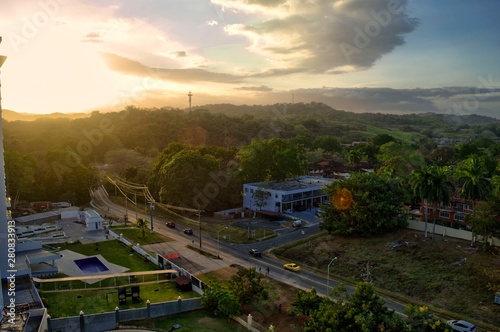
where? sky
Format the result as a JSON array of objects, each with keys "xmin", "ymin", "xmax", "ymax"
[{"xmin": 1, "ymin": 0, "xmax": 500, "ymax": 118}]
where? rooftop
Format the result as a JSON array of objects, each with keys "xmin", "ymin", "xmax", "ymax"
[{"xmin": 246, "ymin": 176, "xmax": 334, "ymax": 192}]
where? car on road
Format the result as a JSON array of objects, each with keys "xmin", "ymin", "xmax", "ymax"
[
  {"xmin": 283, "ymin": 263, "xmax": 300, "ymax": 272},
  {"xmin": 249, "ymin": 249, "xmax": 262, "ymax": 257},
  {"xmin": 165, "ymin": 222, "xmax": 175, "ymax": 228},
  {"xmin": 446, "ymin": 320, "xmax": 477, "ymax": 332},
  {"xmin": 183, "ymin": 229, "xmax": 193, "ymax": 235}
]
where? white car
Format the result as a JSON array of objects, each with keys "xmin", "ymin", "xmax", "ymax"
[{"xmin": 446, "ymin": 320, "xmax": 477, "ymax": 332}]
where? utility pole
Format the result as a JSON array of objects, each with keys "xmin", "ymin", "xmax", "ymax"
[
  {"xmin": 188, "ymin": 91, "xmax": 193, "ymax": 111},
  {"xmin": 149, "ymin": 201, "xmax": 155, "ymax": 233},
  {"xmin": 197, "ymin": 205, "xmax": 202, "ymax": 252}
]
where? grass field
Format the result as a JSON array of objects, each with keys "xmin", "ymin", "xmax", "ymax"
[
  {"xmin": 40, "ymin": 282, "xmax": 199, "ymax": 318},
  {"xmin": 126, "ymin": 309, "xmax": 243, "ymax": 332},
  {"xmin": 56, "ymin": 239, "xmax": 159, "ymax": 272},
  {"xmin": 273, "ymin": 228, "xmax": 500, "ymax": 329}
]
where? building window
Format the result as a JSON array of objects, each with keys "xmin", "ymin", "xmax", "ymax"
[
  {"xmin": 439, "ymin": 211, "xmax": 450, "ymax": 219},
  {"xmin": 245, "ymin": 188, "xmax": 248, "ymax": 193},
  {"xmin": 454, "ymin": 214, "xmax": 465, "ymax": 222},
  {"xmin": 275, "ymin": 194, "xmax": 278, "ymax": 199},
  {"xmin": 250, "ymin": 189, "xmax": 254, "ymax": 193}
]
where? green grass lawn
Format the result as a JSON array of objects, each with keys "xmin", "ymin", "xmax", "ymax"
[
  {"xmin": 41, "ymin": 282, "xmax": 199, "ymax": 318},
  {"xmin": 128, "ymin": 309, "xmax": 242, "ymax": 332},
  {"xmin": 110, "ymin": 226, "xmax": 174, "ymax": 245},
  {"xmin": 57, "ymin": 239, "xmax": 158, "ymax": 272}
]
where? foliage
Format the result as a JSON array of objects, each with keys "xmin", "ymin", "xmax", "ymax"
[
  {"xmin": 409, "ymin": 165, "xmax": 454, "ymax": 237},
  {"xmin": 4, "ymin": 150, "xmax": 37, "ymax": 202},
  {"xmin": 238, "ymin": 138, "xmax": 307, "ymax": 183},
  {"xmin": 291, "ymin": 286, "xmax": 323, "ymax": 317},
  {"xmin": 252, "ymin": 187, "xmax": 270, "ymax": 210},
  {"xmin": 305, "ymin": 282, "xmax": 407, "ymax": 332},
  {"xmin": 228, "ymin": 267, "xmax": 264, "ymax": 305},
  {"xmin": 320, "ymin": 172, "xmax": 407, "ymax": 236},
  {"xmin": 201, "ymin": 282, "xmax": 242, "ymax": 318},
  {"xmin": 405, "ymin": 305, "xmax": 452, "ymax": 332},
  {"xmin": 136, "ymin": 218, "xmax": 148, "ymax": 238},
  {"xmin": 466, "ymin": 199, "xmax": 500, "ymax": 248},
  {"xmin": 455, "ymin": 156, "xmax": 493, "ymax": 203}
]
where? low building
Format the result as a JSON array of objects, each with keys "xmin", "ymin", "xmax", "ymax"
[
  {"xmin": 243, "ymin": 176, "xmax": 334, "ymax": 213},
  {"xmin": 80, "ymin": 209, "xmax": 105, "ymax": 231}
]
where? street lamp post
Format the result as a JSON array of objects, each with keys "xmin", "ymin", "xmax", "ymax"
[
  {"xmin": 197, "ymin": 205, "xmax": 202, "ymax": 252},
  {"xmin": 327, "ymin": 257, "xmax": 338, "ymax": 296},
  {"xmin": 149, "ymin": 201, "xmax": 155, "ymax": 233}
]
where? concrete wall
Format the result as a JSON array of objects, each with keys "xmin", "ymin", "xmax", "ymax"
[
  {"xmin": 407, "ymin": 220, "xmax": 500, "ymax": 247},
  {"xmin": 47, "ymin": 298, "xmax": 203, "ymax": 332}
]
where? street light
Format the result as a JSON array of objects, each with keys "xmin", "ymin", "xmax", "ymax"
[{"xmin": 326, "ymin": 257, "xmax": 338, "ymax": 296}]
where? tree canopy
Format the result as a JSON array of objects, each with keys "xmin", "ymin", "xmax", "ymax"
[{"xmin": 321, "ymin": 172, "xmax": 408, "ymax": 236}]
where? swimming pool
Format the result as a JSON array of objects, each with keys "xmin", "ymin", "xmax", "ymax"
[{"xmin": 74, "ymin": 256, "xmax": 109, "ymax": 275}]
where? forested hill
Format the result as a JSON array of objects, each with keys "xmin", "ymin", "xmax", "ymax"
[{"xmin": 3, "ymin": 103, "xmax": 499, "ymax": 163}]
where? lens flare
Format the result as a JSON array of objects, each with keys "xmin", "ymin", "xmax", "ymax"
[{"xmin": 332, "ymin": 188, "xmax": 352, "ymax": 210}]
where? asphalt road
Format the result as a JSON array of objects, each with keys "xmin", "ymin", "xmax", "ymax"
[{"xmin": 90, "ymin": 186, "xmax": 408, "ymax": 314}]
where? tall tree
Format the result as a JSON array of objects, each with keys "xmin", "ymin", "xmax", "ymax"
[
  {"xmin": 238, "ymin": 138, "xmax": 306, "ymax": 183},
  {"xmin": 305, "ymin": 282, "xmax": 407, "ymax": 332},
  {"xmin": 229, "ymin": 267, "xmax": 263, "ymax": 305},
  {"xmin": 321, "ymin": 172, "xmax": 407, "ymax": 236},
  {"xmin": 410, "ymin": 165, "xmax": 453, "ymax": 238},
  {"xmin": 456, "ymin": 156, "xmax": 494, "ymax": 245}
]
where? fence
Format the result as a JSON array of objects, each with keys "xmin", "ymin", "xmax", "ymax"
[
  {"xmin": 47, "ymin": 298, "xmax": 203, "ymax": 332},
  {"xmin": 107, "ymin": 228, "xmax": 206, "ymax": 295},
  {"xmin": 407, "ymin": 220, "xmax": 500, "ymax": 247}
]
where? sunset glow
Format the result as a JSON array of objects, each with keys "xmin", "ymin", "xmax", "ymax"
[{"xmin": 1, "ymin": 1, "xmax": 499, "ymax": 117}]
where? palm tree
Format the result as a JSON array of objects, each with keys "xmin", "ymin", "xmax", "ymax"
[
  {"xmin": 410, "ymin": 165, "xmax": 454, "ymax": 238},
  {"xmin": 425, "ymin": 166, "xmax": 454, "ymax": 237},
  {"xmin": 409, "ymin": 166, "xmax": 432, "ymax": 238},
  {"xmin": 136, "ymin": 218, "xmax": 148, "ymax": 238},
  {"xmin": 455, "ymin": 157, "xmax": 493, "ymax": 245}
]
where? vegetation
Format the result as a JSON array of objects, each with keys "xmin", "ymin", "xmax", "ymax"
[
  {"xmin": 41, "ymin": 282, "xmax": 199, "ymax": 318},
  {"xmin": 274, "ymin": 228, "xmax": 500, "ymax": 328},
  {"xmin": 321, "ymin": 172, "xmax": 408, "ymax": 236}
]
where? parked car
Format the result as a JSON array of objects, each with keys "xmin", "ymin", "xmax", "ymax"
[
  {"xmin": 249, "ymin": 249, "xmax": 262, "ymax": 257},
  {"xmin": 446, "ymin": 320, "xmax": 477, "ymax": 332},
  {"xmin": 183, "ymin": 229, "xmax": 193, "ymax": 235},
  {"xmin": 165, "ymin": 222, "xmax": 175, "ymax": 228},
  {"xmin": 315, "ymin": 209, "xmax": 324, "ymax": 217},
  {"xmin": 283, "ymin": 263, "xmax": 300, "ymax": 272},
  {"xmin": 292, "ymin": 220, "xmax": 302, "ymax": 227},
  {"xmin": 284, "ymin": 208, "xmax": 294, "ymax": 214}
]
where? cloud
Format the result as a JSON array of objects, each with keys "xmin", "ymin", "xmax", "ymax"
[
  {"xmin": 101, "ymin": 52, "xmax": 244, "ymax": 84},
  {"xmin": 207, "ymin": 20, "xmax": 219, "ymax": 26},
  {"xmin": 235, "ymin": 85, "xmax": 273, "ymax": 92},
  {"xmin": 171, "ymin": 51, "xmax": 187, "ymax": 58},
  {"xmin": 215, "ymin": 0, "xmax": 418, "ymax": 75},
  {"xmin": 83, "ymin": 31, "xmax": 102, "ymax": 43}
]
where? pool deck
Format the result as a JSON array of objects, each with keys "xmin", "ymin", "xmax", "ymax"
[{"xmin": 57, "ymin": 250, "xmax": 129, "ymax": 284}]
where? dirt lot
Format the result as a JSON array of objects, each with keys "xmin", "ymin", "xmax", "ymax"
[{"xmin": 274, "ymin": 228, "xmax": 500, "ymax": 329}]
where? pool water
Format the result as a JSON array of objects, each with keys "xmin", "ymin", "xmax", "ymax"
[{"xmin": 74, "ymin": 257, "xmax": 109, "ymax": 275}]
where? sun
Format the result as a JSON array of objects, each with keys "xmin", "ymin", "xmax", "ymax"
[{"xmin": 2, "ymin": 26, "xmax": 116, "ymax": 114}]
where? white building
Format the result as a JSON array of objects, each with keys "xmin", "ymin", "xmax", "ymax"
[
  {"xmin": 80, "ymin": 209, "xmax": 105, "ymax": 231},
  {"xmin": 242, "ymin": 176, "xmax": 334, "ymax": 213}
]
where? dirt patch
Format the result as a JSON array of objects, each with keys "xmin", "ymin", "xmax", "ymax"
[{"xmin": 275, "ymin": 228, "xmax": 500, "ymax": 328}]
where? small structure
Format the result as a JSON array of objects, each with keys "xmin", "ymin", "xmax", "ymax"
[
  {"xmin": 80, "ymin": 209, "xmax": 105, "ymax": 231},
  {"xmin": 174, "ymin": 276, "xmax": 192, "ymax": 291},
  {"xmin": 118, "ymin": 286, "xmax": 141, "ymax": 304}
]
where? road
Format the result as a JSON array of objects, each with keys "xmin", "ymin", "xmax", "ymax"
[{"xmin": 90, "ymin": 186, "xmax": 407, "ymax": 314}]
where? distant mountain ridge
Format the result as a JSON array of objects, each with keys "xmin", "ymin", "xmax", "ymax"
[
  {"xmin": 1, "ymin": 109, "xmax": 91, "ymax": 122},
  {"xmin": 2, "ymin": 104, "xmax": 499, "ymax": 125}
]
